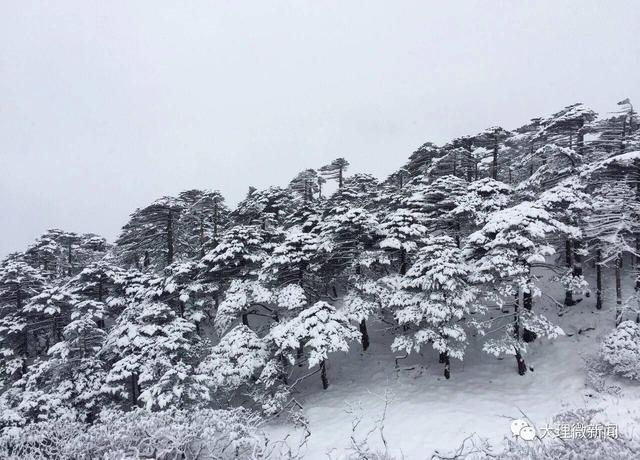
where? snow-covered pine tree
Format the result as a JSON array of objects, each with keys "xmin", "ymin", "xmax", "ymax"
[
  {"xmin": 269, "ymin": 301, "xmax": 359, "ymax": 389},
  {"xmin": 389, "ymin": 235, "xmax": 480, "ymax": 379},
  {"xmin": 116, "ymin": 196, "xmax": 184, "ymax": 269},
  {"xmin": 451, "ymin": 178, "xmax": 512, "ymax": 231},
  {"xmin": 67, "ymin": 259, "xmax": 129, "ymax": 328},
  {"xmin": 403, "ymin": 174, "xmax": 467, "ymax": 246},
  {"xmin": 23, "ymin": 230, "xmax": 106, "ymax": 279},
  {"xmin": 197, "ymin": 324, "xmax": 286, "ymax": 413},
  {"xmin": 289, "ymin": 169, "xmax": 320, "ymax": 203},
  {"xmin": 465, "ymin": 201, "xmax": 569, "ymax": 375},
  {"xmin": 0, "ymin": 259, "xmax": 46, "ymax": 380},
  {"xmin": 378, "ymin": 207, "xmax": 427, "ymax": 276},
  {"xmin": 232, "ymin": 186, "xmax": 294, "ymax": 232},
  {"xmin": 6, "ymin": 296, "xmax": 108, "ymax": 424},
  {"xmin": 23, "ymin": 283, "xmax": 78, "ymax": 353},
  {"xmin": 177, "ymin": 189, "xmax": 230, "ymax": 258},
  {"xmin": 200, "ymin": 225, "xmax": 268, "ymax": 330},
  {"xmin": 319, "ymin": 157, "xmax": 350, "ymax": 188},
  {"xmin": 536, "ymin": 181, "xmax": 592, "ymax": 308},
  {"xmin": 318, "ymin": 202, "xmax": 380, "ymax": 349},
  {"xmin": 101, "ymin": 298, "xmax": 208, "ymax": 410},
  {"xmin": 585, "ymin": 181, "xmax": 640, "ymax": 323}
]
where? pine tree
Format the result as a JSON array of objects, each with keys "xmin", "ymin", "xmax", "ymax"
[
  {"xmin": 379, "ymin": 208, "xmax": 428, "ymax": 275},
  {"xmin": 8, "ymin": 301, "xmax": 107, "ymax": 423},
  {"xmin": 232, "ymin": 186, "xmax": 294, "ymax": 231},
  {"xmin": 389, "ymin": 236, "xmax": 480, "ymax": 378},
  {"xmin": 197, "ymin": 324, "xmax": 273, "ymax": 407},
  {"xmin": 403, "ymin": 174, "xmax": 467, "ymax": 245},
  {"xmin": 452, "ymin": 178, "xmax": 512, "ymax": 229},
  {"xmin": 0, "ymin": 259, "xmax": 46, "ymax": 380},
  {"xmin": 177, "ymin": 189, "xmax": 230, "ymax": 258},
  {"xmin": 269, "ymin": 301, "xmax": 359, "ymax": 389},
  {"xmin": 289, "ymin": 169, "xmax": 320, "ymax": 203},
  {"xmin": 101, "ymin": 299, "xmax": 208, "ymax": 410},
  {"xmin": 116, "ymin": 196, "xmax": 184, "ymax": 269},
  {"xmin": 465, "ymin": 202, "xmax": 569, "ymax": 374},
  {"xmin": 319, "ymin": 158, "xmax": 350, "ymax": 188},
  {"xmin": 200, "ymin": 225, "xmax": 268, "ymax": 329},
  {"xmin": 585, "ymin": 182, "xmax": 640, "ymax": 324}
]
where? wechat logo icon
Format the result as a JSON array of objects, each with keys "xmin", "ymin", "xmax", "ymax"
[{"xmin": 510, "ymin": 419, "xmax": 536, "ymax": 441}]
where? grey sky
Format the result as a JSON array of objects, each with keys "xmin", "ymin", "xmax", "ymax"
[{"xmin": 1, "ymin": 1, "xmax": 639, "ymax": 257}]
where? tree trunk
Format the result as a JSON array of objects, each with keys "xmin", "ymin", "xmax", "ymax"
[
  {"xmin": 212, "ymin": 203, "xmax": 219, "ymax": 248},
  {"xmin": 564, "ymin": 240, "xmax": 574, "ymax": 306},
  {"xmin": 443, "ymin": 352, "xmax": 451, "ymax": 379},
  {"xmin": 67, "ymin": 241, "xmax": 73, "ymax": 276},
  {"xmin": 199, "ymin": 219, "xmax": 205, "ymax": 258},
  {"xmin": 399, "ymin": 248, "xmax": 407, "ymax": 275},
  {"xmin": 513, "ymin": 289, "xmax": 520, "ymax": 339},
  {"xmin": 359, "ymin": 319, "xmax": 370, "ymax": 351},
  {"xmin": 166, "ymin": 211, "xmax": 174, "ymax": 266},
  {"xmin": 320, "ymin": 360, "xmax": 329, "ymax": 389},
  {"xmin": 596, "ymin": 248, "xmax": 603, "ymax": 310},
  {"xmin": 513, "ymin": 290, "xmax": 527, "ymax": 372},
  {"xmin": 242, "ymin": 313, "xmax": 249, "ymax": 327},
  {"xmin": 615, "ymin": 253, "xmax": 623, "ymax": 325},
  {"xmin": 522, "ymin": 281, "xmax": 537, "ymax": 343},
  {"xmin": 17, "ymin": 289, "xmax": 29, "ymax": 374},
  {"xmin": 297, "ymin": 343, "xmax": 304, "ymax": 367},
  {"xmin": 515, "ymin": 348, "xmax": 527, "ymax": 376},
  {"xmin": 576, "ymin": 120, "xmax": 585, "ymax": 155},
  {"xmin": 130, "ymin": 374, "xmax": 139, "ymax": 405},
  {"xmin": 492, "ymin": 132, "xmax": 499, "ymax": 180}
]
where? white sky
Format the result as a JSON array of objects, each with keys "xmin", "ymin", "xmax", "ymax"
[{"xmin": 1, "ymin": 1, "xmax": 639, "ymax": 256}]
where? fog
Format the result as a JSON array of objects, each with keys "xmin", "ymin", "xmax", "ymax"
[{"xmin": 1, "ymin": 0, "xmax": 639, "ymax": 256}]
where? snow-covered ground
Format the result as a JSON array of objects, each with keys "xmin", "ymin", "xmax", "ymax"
[{"xmin": 268, "ymin": 269, "xmax": 640, "ymax": 459}]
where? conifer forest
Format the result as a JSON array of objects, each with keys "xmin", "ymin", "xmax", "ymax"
[{"xmin": 3, "ymin": 99, "xmax": 640, "ymax": 459}]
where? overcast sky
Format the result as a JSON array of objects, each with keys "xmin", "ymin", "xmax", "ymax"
[{"xmin": 1, "ymin": 1, "xmax": 639, "ymax": 256}]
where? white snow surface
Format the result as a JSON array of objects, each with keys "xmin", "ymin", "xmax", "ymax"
[{"xmin": 265, "ymin": 268, "xmax": 640, "ymax": 459}]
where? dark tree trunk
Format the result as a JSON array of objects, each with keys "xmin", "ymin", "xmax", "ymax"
[
  {"xmin": 297, "ymin": 343, "xmax": 304, "ymax": 367},
  {"xmin": 143, "ymin": 250, "xmax": 150, "ymax": 268},
  {"xmin": 242, "ymin": 313, "xmax": 249, "ymax": 327},
  {"xmin": 513, "ymin": 289, "xmax": 520, "ymax": 339},
  {"xmin": 130, "ymin": 374, "xmax": 139, "ymax": 405},
  {"xmin": 615, "ymin": 253, "xmax": 623, "ymax": 325},
  {"xmin": 399, "ymin": 248, "xmax": 407, "ymax": 275},
  {"xmin": 522, "ymin": 281, "xmax": 537, "ymax": 343},
  {"xmin": 492, "ymin": 132, "xmax": 499, "ymax": 180},
  {"xmin": 515, "ymin": 348, "xmax": 527, "ymax": 376},
  {"xmin": 67, "ymin": 241, "xmax": 73, "ymax": 276},
  {"xmin": 359, "ymin": 319, "xmax": 370, "ymax": 351},
  {"xmin": 576, "ymin": 119, "xmax": 585, "ymax": 155},
  {"xmin": 166, "ymin": 211, "xmax": 174, "ymax": 266},
  {"xmin": 320, "ymin": 360, "xmax": 329, "ymax": 389},
  {"xmin": 199, "ymin": 219, "xmax": 205, "ymax": 258},
  {"xmin": 443, "ymin": 352, "xmax": 451, "ymax": 379},
  {"xmin": 564, "ymin": 240, "xmax": 575, "ymax": 306},
  {"xmin": 596, "ymin": 248, "xmax": 603, "ymax": 310},
  {"xmin": 18, "ymin": 289, "xmax": 28, "ymax": 374},
  {"xmin": 513, "ymin": 290, "xmax": 527, "ymax": 375},
  {"xmin": 212, "ymin": 203, "xmax": 220, "ymax": 248}
]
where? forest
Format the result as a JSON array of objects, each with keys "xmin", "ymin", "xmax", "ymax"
[{"xmin": 1, "ymin": 99, "xmax": 640, "ymax": 459}]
